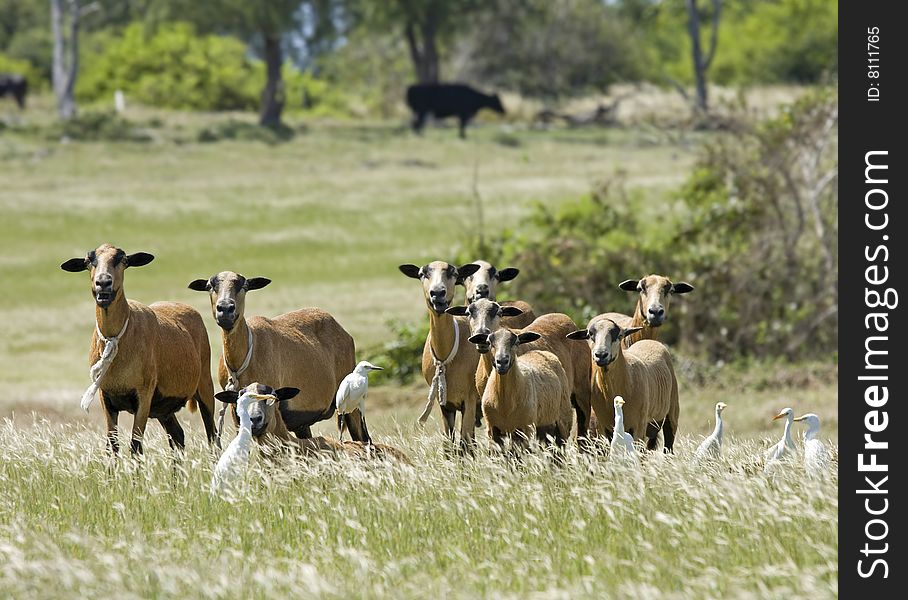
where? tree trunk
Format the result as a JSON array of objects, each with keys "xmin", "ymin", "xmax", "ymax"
[
  {"xmin": 684, "ymin": 0, "xmax": 708, "ymax": 113},
  {"xmin": 259, "ymin": 33, "xmax": 285, "ymax": 127},
  {"xmin": 51, "ymin": 0, "xmax": 79, "ymax": 120},
  {"xmin": 404, "ymin": 14, "xmax": 440, "ymax": 84},
  {"xmin": 685, "ymin": 0, "xmax": 722, "ymax": 115}
]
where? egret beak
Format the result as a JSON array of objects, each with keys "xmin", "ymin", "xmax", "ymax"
[
  {"xmin": 370, "ymin": 366, "xmax": 384, "ymax": 371},
  {"xmin": 771, "ymin": 412, "xmax": 786, "ymax": 421},
  {"xmin": 246, "ymin": 393, "xmax": 278, "ymax": 406},
  {"xmin": 793, "ymin": 415, "xmax": 806, "ymax": 422}
]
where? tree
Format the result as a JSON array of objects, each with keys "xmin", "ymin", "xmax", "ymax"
[
  {"xmin": 50, "ymin": 0, "xmax": 81, "ymax": 120},
  {"xmin": 149, "ymin": 0, "xmax": 313, "ymax": 127},
  {"xmin": 353, "ymin": 0, "xmax": 484, "ymax": 84},
  {"xmin": 684, "ymin": 0, "xmax": 721, "ymax": 113}
]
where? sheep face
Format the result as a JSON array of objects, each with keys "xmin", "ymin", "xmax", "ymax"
[
  {"xmin": 188, "ymin": 272, "xmax": 271, "ymax": 331},
  {"xmin": 566, "ymin": 316, "xmax": 641, "ymax": 369},
  {"xmin": 399, "ymin": 261, "xmax": 480, "ymax": 315},
  {"xmin": 60, "ymin": 243, "xmax": 154, "ymax": 308},
  {"xmin": 446, "ymin": 299, "xmax": 523, "ymax": 353},
  {"xmin": 618, "ymin": 275, "xmax": 694, "ymax": 327},
  {"xmin": 472, "ymin": 329, "xmax": 541, "ymax": 374},
  {"xmin": 215, "ymin": 383, "xmax": 300, "ymax": 438},
  {"xmin": 459, "ymin": 260, "xmax": 520, "ymax": 303}
]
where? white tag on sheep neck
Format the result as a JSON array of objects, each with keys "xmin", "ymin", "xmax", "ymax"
[
  {"xmin": 79, "ymin": 317, "xmax": 130, "ymax": 413},
  {"xmin": 224, "ymin": 327, "xmax": 254, "ymax": 392},
  {"xmin": 418, "ymin": 321, "xmax": 460, "ymax": 424}
]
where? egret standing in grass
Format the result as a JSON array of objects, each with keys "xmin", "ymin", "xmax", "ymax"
[
  {"xmin": 794, "ymin": 413, "xmax": 829, "ymax": 475},
  {"xmin": 763, "ymin": 407, "xmax": 797, "ymax": 473},
  {"xmin": 210, "ymin": 383, "xmax": 299, "ymax": 495},
  {"xmin": 610, "ymin": 395, "xmax": 638, "ymax": 466},
  {"xmin": 336, "ymin": 361, "xmax": 383, "ymax": 443},
  {"xmin": 695, "ymin": 402, "xmax": 728, "ymax": 460}
]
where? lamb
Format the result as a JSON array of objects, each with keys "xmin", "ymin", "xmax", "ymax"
[
  {"xmin": 468, "ymin": 329, "xmax": 573, "ymax": 453},
  {"xmin": 188, "ymin": 272, "xmax": 359, "ymax": 447},
  {"xmin": 399, "ymin": 261, "xmax": 482, "ymax": 451},
  {"xmin": 616, "ymin": 274, "xmax": 694, "ymax": 347},
  {"xmin": 459, "ymin": 260, "xmax": 536, "ymax": 329},
  {"xmin": 61, "ymin": 244, "xmax": 217, "ymax": 455},
  {"xmin": 446, "ymin": 298, "xmax": 592, "ymax": 442},
  {"xmin": 567, "ymin": 314, "xmax": 680, "ymax": 452},
  {"xmin": 215, "ymin": 385, "xmax": 411, "ymax": 466}
]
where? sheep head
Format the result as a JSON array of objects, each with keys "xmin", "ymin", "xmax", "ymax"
[
  {"xmin": 188, "ymin": 271, "xmax": 271, "ymax": 331},
  {"xmin": 458, "ymin": 260, "xmax": 520, "ymax": 303},
  {"xmin": 618, "ymin": 275, "xmax": 694, "ymax": 327},
  {"xmin": 470, "ymin": 328, "xmax": 540, "ymax": 374},
  {"xmin": 566, "ymin": 316, "xmax": 642, "ymax": 369},
  {"xmin": 399, "ymin": 261, "xmax": 480, "ymax": 315},
  {"xmin": 446, "ymin": 298, "xmax": 523, "ymax": 354},
  {"xmin": 215, "ymin": 383, "xmax": 300, "ymax": 438},
  {"xmin": 60, "ymin": 243, "xmax": 154, "ymax": 309}
]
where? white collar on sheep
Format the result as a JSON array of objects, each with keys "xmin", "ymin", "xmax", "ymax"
[
  {"xmin": 80, "ymin": 317, "xmax": 130, "ymax": 412},
  {"xmin": 224, "ymin": 327, "xmax": 254, "ymax": 391},
  {"xmin": 418, "ymin": 322, "xmax": 460, "ymax": 424}
]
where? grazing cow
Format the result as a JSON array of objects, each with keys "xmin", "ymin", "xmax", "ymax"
[
  {"xmin": 0, "ymin": 74, "xmax": 27, "ymax": 109},
  {"xmin": 406, "ymin": 83, "xmax": 505, "ymax": 138}
]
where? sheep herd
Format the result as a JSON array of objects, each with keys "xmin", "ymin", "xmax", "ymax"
[{"xmin": 61, "ymin": 244, "xmax": 828, "ymax": 489}]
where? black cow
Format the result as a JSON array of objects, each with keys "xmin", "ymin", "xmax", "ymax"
[
  {"xmin": 406, "ymin": 83, "xmax": 505, "ymax": 138},
  {"xmin": 0, "ymin": 73, "xmax": 27, "ymax": 109}
]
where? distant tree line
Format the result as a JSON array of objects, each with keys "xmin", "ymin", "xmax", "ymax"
[{"xmin": 0, "ymin": 0, "xmax": 837, "ymax": 122}]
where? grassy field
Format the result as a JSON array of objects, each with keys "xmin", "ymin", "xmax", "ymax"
[{"xmin": 0, "ymin": 93, "xmax": 836, "ymax": 598}]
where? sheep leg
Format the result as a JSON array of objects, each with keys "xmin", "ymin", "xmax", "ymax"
[
  {"xmin": 440, "ymin": 405, "xmax": 458, "ymax": 451},
  {"xmin": 412, "ymin": 112, "xmax": 426, "ymax": 133},
  {"xmin": 490, "ymin": 426, "xmax": 506, "ymax": 453},
  {"xmin": 129, "ymin": 392, "xmax": 152, "ymax": 455},
  {"xmin": 572, "ymin": 392, "xmax": 592, "ymax": 451},
  {"xmin": 101, "ymin": 393, "xmax": 120, "ymax": 455},
  {"xmin": 662, "ymin": 419, "xmax": 676, "ymax": 454},
  {"xmin": 158, "ymin": 414, "xmax": 186, "ymax": 454},
  {"xmin": 645, "ymin": 422, "xmax": 661, "ymax": 452},
  {"xmin": 458, "ymin": 115, "xmax": 469, "ymax": 139},
  {"xmin": 343, "ymin": 408, "xmax": 369, "ymax": 443},
  {"xmin": 459, "ymin": 397, "xmax": 478, "ymax": 456},
  {"xmin": 194, "ymin": 390, "xmax": 217, "ymax": 449}
]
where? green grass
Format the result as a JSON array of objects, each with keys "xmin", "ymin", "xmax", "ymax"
[{"xmin": 0, "ymin": 419, "xmax": 837, "ymax": 599}]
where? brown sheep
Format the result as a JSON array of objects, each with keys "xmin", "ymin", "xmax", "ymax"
[
  {"xmin": 399, "ymin": 261, "xmax": 482, "ymax": 451},
  {"xmin": 567, "ymin": 315, "xmax": 680, "ymax": 453},
  {"xmin": 446, "ymin": 299, "xmax": 592, "ymax": 443},
  {"xmin": 61, "ymin": 244, "xmax": 217, "ymax": 455},
  {"xmin": 188, "ymin": 272, "xmax": 359, "ymax": 447},
  {"xmin": 459, "ymin": 260, "xmax": 536, "ymax": 329},
  {"xmin": 214, "ymin": 385, "xmax": 410, "ymax": 464},
  {"xmin": 468, "ymin": 329, "xmax": 573, "ymax": 453},
  {"xmin": 617, "ymin": 274, "xmax": 694, "ymax": 347}
]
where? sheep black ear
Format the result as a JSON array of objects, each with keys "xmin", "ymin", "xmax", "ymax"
[
  {"xmin": 215, "ymin": 390, "xmax": 239, "ymax": 404},
  {"xmin": 125, "ymin": 252, "xmax": 154, "ymax": 268},
  {"xmin": 566, "ymin": 330, "xmax": 590, "ymax": 340},
  {"xmin": 618, "ymin": 279, "xmax": 640, "ymax": 292},
  {"xmin": 61, "ymin": 257, "xmax": 89, "ymax": 272},
  {"xmin": 619, "ymin": 326, "xmax": 644, "ymax": 339},
  {"xmin": 516, "ymin": 331, "xmax": 540, "ymax": 344},
  {"xmin": 399, "ymin": 264, "xmax": 422, "ymax": 279},
  {"xmin": 188, "ymin": 279, "xmax": 210, "ymax": 291},
  {"xmin": 457, "ymin": 263, "xmax": 481, "ymax": 279},
  {"xmin": 468, "ymin": 333, "xmax": 490, "ymax": 345},
  {"xmin": 671, "ymin": 282, "xmax": 694, "ymax": 294},
  {"xmin": 496, "ymin": 268, "xmax": 519, "ymax": 282},
  {"xmin": 500, "ymin": 306, "xmax": 523, "ymax": 317},
  {"xmin": 445, "ymin": 306, "xmax": 469, "ymax": 316},
  {"xmin": 275, "ymin": 387, "xmax": 300, "ymax": 401},
  {"xmin": 245, "ymin": 277, "xmax": 271, "ymax": 291}
]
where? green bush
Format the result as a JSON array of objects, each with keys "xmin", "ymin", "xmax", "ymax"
[
  {"xmin": 44, "ymin": 110, "xmax": 154, "ymax": 142},
  {"xmin": 368, "ymin": 319, "xmax": 429, "ymax": 385},
  {"xmin": 468, "ymin": 89, "xmax": 838, "ymax": 362}
]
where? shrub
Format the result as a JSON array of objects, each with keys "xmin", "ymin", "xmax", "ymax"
[
  {"xmin": 0, "ymin": 52, "xmax": 44, "ymax": 94},
  {"xmin": 368, "ymin": 319, "xmax": 430, "ymax": 385}
]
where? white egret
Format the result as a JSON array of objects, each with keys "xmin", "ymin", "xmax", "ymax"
[
  {"xmin": 763, "ymin": 407, "xmax": 797, "ymax": 473},
  {"xmin": 794, "ymin": 413, "xmax": 829, "ymax": 475},
  {"xmin": 336, "ymin": 361, "xmax": 383, "ymax": 443},
  {"xmin": 695, "ymin": 402, "xmax": 728, "ymax": 460},
  {"xmin": 610, "ymin": 395, "xmax": 638, "ymax": 465}
]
